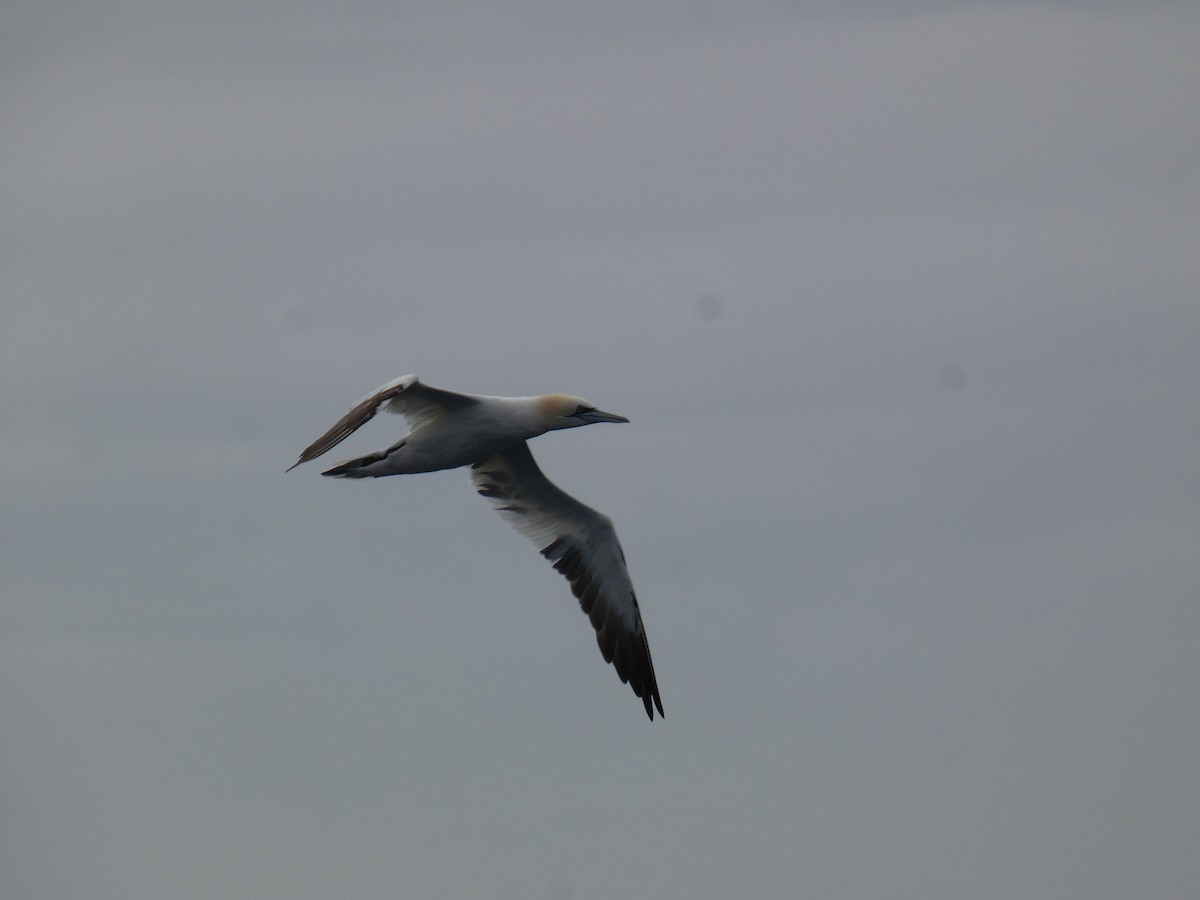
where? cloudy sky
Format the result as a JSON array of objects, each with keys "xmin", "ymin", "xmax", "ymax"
[{"xmin": 3, "ymin": 2, "xmax": 1199, "ymax": 898}]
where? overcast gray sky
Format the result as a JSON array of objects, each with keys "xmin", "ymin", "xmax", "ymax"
[{"xmin": 3, "ymin": 2, "xmax": 1199, "ymax": 898}]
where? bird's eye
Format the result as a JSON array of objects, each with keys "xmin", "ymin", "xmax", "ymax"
[{"xmin": 573, "ymin": 405, "xmax": 594, "ymax": 417}]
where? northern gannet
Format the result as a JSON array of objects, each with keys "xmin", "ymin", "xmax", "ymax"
[{"xmin": 287, "ymin": 374, "xmax": 664, "ymax": 720}]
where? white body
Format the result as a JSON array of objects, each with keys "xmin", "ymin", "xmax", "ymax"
[
  {"xmin": 287, "ymin": 374, "xmax": 663, "ymax": 720},
  {"xmin": 354, "ymin": 396, "xmax": 554, "ymax": 475}
]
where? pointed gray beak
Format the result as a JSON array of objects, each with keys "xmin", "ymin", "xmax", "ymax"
[{"xmin": 579, "ymin": 408, "xmax": 629, "ymax": 424}]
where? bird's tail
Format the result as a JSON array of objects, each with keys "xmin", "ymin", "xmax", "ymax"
[
  {"xmin": 321, "ymin": 454, "xmax": 386, "ymax": 478},
  {"xmin": 319, "ymin": 439, "xmax": 408, "ymax": 478}
]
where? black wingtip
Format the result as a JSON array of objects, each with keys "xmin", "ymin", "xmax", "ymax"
[{"xmin": 643, "ymin": 686, "xmax": 665, "ymax": 721}]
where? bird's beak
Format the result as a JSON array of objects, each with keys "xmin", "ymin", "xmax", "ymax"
[{"xmin": 580, "ymin": 408, "xmax": 629, "ymax": 424}]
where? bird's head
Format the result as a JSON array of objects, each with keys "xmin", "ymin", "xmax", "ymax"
[{"xmin": 537, "ymin": 394, "xmax": 630, "ymax": 431}]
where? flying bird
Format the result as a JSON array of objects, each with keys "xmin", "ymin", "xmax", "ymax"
[{"xmin": 287, "ymin": 374, "xmax": 663, "ymax": 720}]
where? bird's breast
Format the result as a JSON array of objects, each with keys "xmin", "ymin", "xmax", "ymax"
[{"xmin": 405, "ymin": 409, "xmax": 539, "ymax": 472}]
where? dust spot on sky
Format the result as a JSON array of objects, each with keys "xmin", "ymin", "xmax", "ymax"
[
  {"xmin": 936, "ymin": 363, "xmax": 966, "ymax": 392},
  {"xmin": 693, "ymin": 293, "xmax": 723, "ymax": 321},
  {"xmin": 283, "ymin": 305, "xmax": 312, "ymax": 333}
]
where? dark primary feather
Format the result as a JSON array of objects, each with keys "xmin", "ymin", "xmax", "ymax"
[
  {"xmin": 471, "ymin": 443, "xmax": 664, "ymax": 720},
  {"xmin": 286, "ymin": 376, "xmax": 478, "ymax": 472},
  {"xmin": 286, "ymin": 380, "xmax": 411, "ymax": 471}
]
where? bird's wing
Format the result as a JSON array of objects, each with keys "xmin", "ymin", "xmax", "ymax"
[
  {"xmin": 287, "ymin": 374, "xmax": 478, "ymax": 471},
  {"xmin": 470, "ymin": 442, "xmax": 664, "ymax": 720}
]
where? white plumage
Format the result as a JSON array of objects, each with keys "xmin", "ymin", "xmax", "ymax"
[{"xmin": 287, "ymin": 374, "xmax": 663, "ymax": 720}]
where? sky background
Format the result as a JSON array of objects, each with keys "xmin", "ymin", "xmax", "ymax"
[{"xmin": 3, "ymin": 2, "xmax": 1199, "ymax": 898}]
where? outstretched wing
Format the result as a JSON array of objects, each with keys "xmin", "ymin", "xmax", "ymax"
[
  {"xmin": 286, "ymin": 374, "xmax": 478, "ymax": 471},
  {"xmin": 470, "ymin": 442, "xmax": 664, "ymax": 720}
]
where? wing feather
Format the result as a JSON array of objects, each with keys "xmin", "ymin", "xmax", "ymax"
[
  {"xmin": 470, "ymin": 442, "xmax": 664, "ymax": 719},
  {"xmin": 286, "ymin": 374, "xmax": 478, "ymax": 471}
]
